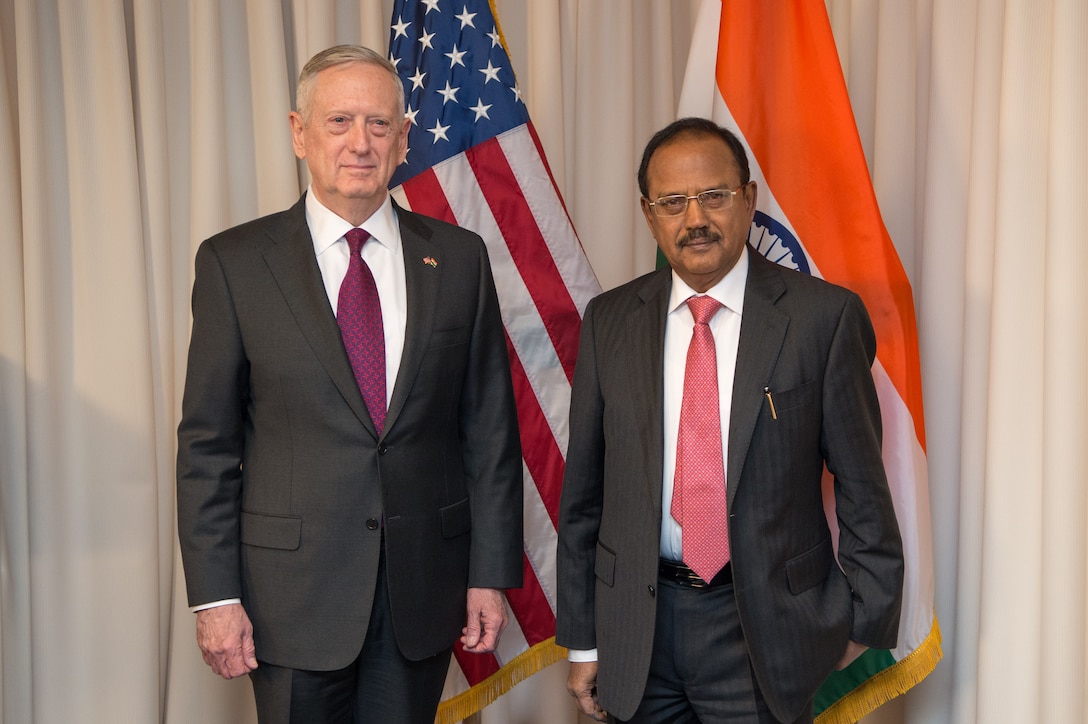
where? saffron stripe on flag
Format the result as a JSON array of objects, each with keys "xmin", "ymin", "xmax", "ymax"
[{"xmin": 714, "ymin": 2, "xmax": 924, "ymax": 443}]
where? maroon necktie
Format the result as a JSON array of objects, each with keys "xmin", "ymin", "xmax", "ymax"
[
  {"xmin": 671, "ymin": 295, "xmax": 730, "ymax": 582},
  {"xmin": 337, "ymin": 228, "xmax": 386, "ymax": 434}
]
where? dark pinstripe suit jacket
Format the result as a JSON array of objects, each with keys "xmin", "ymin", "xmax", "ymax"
[
  {"xmin": 556, "ymin": 250, "xmax": 903, "ymax": 722},
  {"xmin": 177, "ymin": 196, "xmax": 523, "ymax": 670}
]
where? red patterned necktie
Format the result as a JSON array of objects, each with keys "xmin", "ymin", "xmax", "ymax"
[
  {"xmin": 337, "ymin": 228, "xmax": 386, "ymax": 434},
  {"xmin": 672, "ymin": 294, "xmax": 730, "ymax": 582}
]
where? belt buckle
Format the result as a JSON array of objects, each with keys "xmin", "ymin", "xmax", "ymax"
[
  {"xmin": 661, "ymin": 560, "xmax": 710, "ymax": 588},
  {"xmin": 684, "ymin": 567, "xmax": 708, "ymax": 588}
]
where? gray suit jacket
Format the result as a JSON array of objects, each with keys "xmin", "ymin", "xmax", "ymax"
[
  {"xmin": 556, "ymin": 250, "xmax": 903, "ymax": 722},
  {"xmin": 177, "ymin": 195, "xmax": 523, "ymax": 670}
]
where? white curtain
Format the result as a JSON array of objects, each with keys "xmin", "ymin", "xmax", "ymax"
[{"xmin": 1, "ymin": 1, "xmax": 1085, "ymax": 723}]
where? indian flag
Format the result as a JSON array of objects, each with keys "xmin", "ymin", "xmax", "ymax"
[{"xmin": 678, "ymin": 1, "xmax": 942, "ymax": 720}]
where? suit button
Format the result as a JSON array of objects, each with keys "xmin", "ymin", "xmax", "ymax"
[
  {"xmin": 648, "ymin": 585, "xmax": 655, "ymax": 597},
  {"xmin": 377, "ymin": 443, "xmax": 389, "ymax": 455},
  {"xmin": 366, "ymin": 518, "xmax": 379, "ymax": 530}
]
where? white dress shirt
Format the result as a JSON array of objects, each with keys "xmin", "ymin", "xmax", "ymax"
[{"xmin": 659, "ymin": 246, "xmax": 748, "ymax": 561}]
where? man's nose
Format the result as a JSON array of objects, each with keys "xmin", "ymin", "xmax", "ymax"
[
  {"xmin": 683, "ymin": 196, "xmax": 710, "ymax": 225},
  {"xmin": 346, "ymin": 120, "xmax": 370, "ymax": 153}
]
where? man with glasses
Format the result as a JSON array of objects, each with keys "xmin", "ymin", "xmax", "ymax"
[{"xmin": 556, "ymin": 118, "xmax": 903, "ymax": 723}]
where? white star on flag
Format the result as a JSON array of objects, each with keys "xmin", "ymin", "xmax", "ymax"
[
  {"xmin": 426, "ymin": 119, "xmax": 450, "ymax": 143},
  {"xmin": 437, "ymin": 80, "xmax": 459, "ymax": 104},
  {"xmin": 392, "ymin": 17, "xmax": 412, "ymax": 39},
  {"xmin": 469, "ymin": 99, "xmax": 491, "ymax": 120},
  {"xmin": 444, "ymin": 44, "xmax": 467, "ymax": 68},
  {"xmin": 455, "ymin": 7, "xmax": 477, "ymax": 28},
  {"xmin": 479, "ymin": 60, "xmax": 501, "ymax": 84}
]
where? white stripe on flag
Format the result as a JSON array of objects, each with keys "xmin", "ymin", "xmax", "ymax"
[
  {"xmin": 872, "ymin": 362, "xmax": 934, "ymax": 660},
  {"xmin": 522, "ymin": 462, "xmax": 560, "ymax": 612}
]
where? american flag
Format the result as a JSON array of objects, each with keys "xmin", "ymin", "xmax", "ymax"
[{"xmin": 386, "ymin": 1, "xmax": 600, "ymax": 720}]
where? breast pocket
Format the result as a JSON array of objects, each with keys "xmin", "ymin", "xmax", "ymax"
[
  {"xmin": 765, "ymin": 380, "xmax": 816, "ymax": 417},
  {"xmin": 428, "ymin": 325, "xmax": 470, "ymax": 349}
]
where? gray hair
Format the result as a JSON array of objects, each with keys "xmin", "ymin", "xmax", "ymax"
[{"xmin": 296, "ymin": 45, "xmax": 405, "ymax": 122}]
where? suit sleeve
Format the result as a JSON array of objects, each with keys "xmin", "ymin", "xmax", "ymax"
[
  {"xmin": 822, "ymin": 292, "xmax": 904, "ymax": 649},
  {"xmin": 458, "ymin": 240, "xmax": 524, "ymax": 589},
  {"xmin": 176, "ymin": 241, "xmax": 248, "ymax": 607},
  {"xmin": 555, "ymin": 298, "xmax": 606, "ymax": 650}
]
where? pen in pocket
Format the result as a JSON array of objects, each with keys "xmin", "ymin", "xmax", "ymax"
[{"xmin": 763, "ymin": 386, "xmax": 777, "ymax": 420}]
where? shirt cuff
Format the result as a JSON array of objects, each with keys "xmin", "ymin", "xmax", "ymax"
[
  {"xmin": 191, "ymin": 598, "xmax": 242, "ymax": 613},
  {"xmin": 567, "ymin": 648, "xmax": 599, "ymax": 663}
]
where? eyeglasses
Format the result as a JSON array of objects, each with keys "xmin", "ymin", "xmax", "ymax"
[{"xmin": 647, "ymin": 185, "xmax": 745, "ymax": 217}]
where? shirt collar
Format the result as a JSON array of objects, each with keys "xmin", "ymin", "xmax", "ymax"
[
  {"xmin": 305, "ymin": 187, "xmax": 401, "ymax": 257},
  {"xmin": 667, "ymin": 244, "xmax": 749, "ymax": 316}
]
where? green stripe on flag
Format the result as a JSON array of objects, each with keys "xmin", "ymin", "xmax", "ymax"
[{"xmin": 814, "ymin": 648, "xmax": 896, "ymax": 715}]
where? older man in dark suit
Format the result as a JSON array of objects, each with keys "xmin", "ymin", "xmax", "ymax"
[
  {"xmin": 176, "ymin": 45, "xmax": 523, "ymax": 723},
  {"xmin": 556, "ymin": 118, "xmax": 903, "ymax": 723}
]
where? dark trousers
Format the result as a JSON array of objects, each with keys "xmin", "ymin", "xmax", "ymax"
[
  {"xmin": 619, "ymin": 575, "xmax": 813, "ymax": 724},
  {"xmin": 249, "ymin": 552, "xmax": 453, "ymax": 724}
]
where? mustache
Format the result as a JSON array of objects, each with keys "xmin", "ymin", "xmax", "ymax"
[{"xmin": 678, "ymin": 228, "xmax": 721, "ymax": 247}]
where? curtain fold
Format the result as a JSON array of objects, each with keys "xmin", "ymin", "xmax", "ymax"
[{"xmin": 1, "ymin": 1, "xmax": 1086, "ymax": 722}]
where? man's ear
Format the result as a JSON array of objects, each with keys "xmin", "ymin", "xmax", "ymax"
[
  {"xmin": 289, "ymin": 112, "xmax": 306, "ymax": 160},
  {"xmin": 640, "ymin": 197, "xmax": 656, "ymax": 234}
]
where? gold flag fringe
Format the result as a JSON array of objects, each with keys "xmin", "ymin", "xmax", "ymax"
[
  {"xmin": 816, "ymin": 618, "xmax": 943, "ymax": 724},
  {"xmin": 435, "ymin": 638, "xmax": 567, "ymax": 724}
]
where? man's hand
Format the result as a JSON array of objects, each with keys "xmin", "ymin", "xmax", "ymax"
[
  {"xmin": 461, "ymin": 587, "xmax": 509, "ymax": 653},
  {"xmin": 567, "ymin": 661, "xmax": 607, "ymax": 721},
  {"xmin": 836, "ymin": 640, "xmax": 869, "ymax": 670},
  {"xmin": 195, "ymin": 603, "xmax": 258, "ymax": 679}
]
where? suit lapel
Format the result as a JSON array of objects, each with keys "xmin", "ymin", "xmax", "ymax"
[
  {"xmin": 261, "ymin": 197, "xmax": 377, "ymax": 436},
  {"xmin": 384, "ymin": 207, "xmax": 439, "ymax": 435},
  {"xmin": 728, "ymin": 252, "xmax": 789, "ymax": 504},
  {"xmin": 630, "ymin": 269, "xmax": 671, "ymax": 517}
]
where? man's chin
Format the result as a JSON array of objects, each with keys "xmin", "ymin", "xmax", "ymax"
[{"xmin": 336, "ymin": 183, "xmax": 385, "ymax": 201}]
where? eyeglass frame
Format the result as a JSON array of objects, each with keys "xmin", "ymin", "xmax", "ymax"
[{"xmin": 645, "ymin": 184, "xmax": 749, "ymax": 217}]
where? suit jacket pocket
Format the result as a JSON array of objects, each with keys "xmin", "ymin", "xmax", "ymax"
[
  {"xmin": 785, "ymin": 538, "xmax": 834, "ymax": 595},
  {"xmin": 428, "ymin": 325, "xmax": 471, "ymax": 349},
  {"xmin": 766, "ymin": 379, "xmax": 817, "ymax": 415},
  {"xmin": 440, "ymin": 497, "xmax": 471, "ymax": 538},
  {"xmin": 240, "ymin": 511, "xmax": 302, "ymax": 550},
  {"xmin": 594, "ymin": 542, "xmax": 616, "ymax": 587}
]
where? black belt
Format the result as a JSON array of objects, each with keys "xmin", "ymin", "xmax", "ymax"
[{"xmin": 658, "ymin": 559, "xmax": 732, "ymax": 589}]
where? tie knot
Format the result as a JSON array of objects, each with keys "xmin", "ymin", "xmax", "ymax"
[
  {"xmin": 686, "ymin": 295, "xmax": 722, "ymax": 325},
  {"xmin": 345, "ymin": 228, "xmax": 370, "ymax": 255}
]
